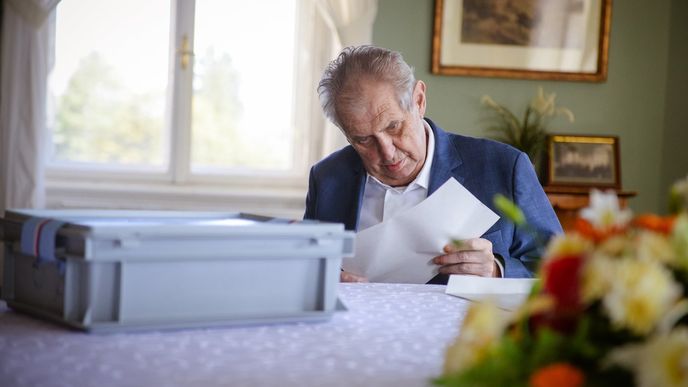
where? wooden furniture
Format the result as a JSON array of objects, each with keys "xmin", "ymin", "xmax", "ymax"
[{"xmin": 544, "ymin": 186, "xmax": 637, "ymax": 232}]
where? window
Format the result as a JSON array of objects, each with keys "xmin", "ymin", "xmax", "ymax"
[{"xmin": 47, "ymin": 0, "xmax": 321, "ymax": 216}]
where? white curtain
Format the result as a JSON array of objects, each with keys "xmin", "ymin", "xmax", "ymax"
[
  {"xmin": 313, "ymin": 0, "xmax": 378, "ymax": 159},
  {"xmin": 0, "ymin": 0, "xmax": 60, "ymax": 215}
]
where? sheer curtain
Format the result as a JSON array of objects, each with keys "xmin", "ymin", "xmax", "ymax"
[
  {"xmin": 0, "ymin": 0, "xmax": 60, "ymax": 214},
  {"xmin": 312, "ymin": 0, "xmax": 378, "ymax": 159},
  {"xmin": 0, "ymin": 0, "xmax": 60, "ymax": 287}
]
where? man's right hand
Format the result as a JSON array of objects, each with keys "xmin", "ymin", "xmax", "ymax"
[{"xmin": 340, "ymin": 270, "xmax": 368, "ymax": 283}]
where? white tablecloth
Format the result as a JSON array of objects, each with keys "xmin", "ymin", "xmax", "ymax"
[{"xmin": 0, "ymin": 283, "xmax": 470, "ymax": 387}]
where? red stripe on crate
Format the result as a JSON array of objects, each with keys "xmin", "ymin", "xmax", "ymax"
[{"xmin": 34, "ymin": 219, "xmax": 51, "ymax": 257}]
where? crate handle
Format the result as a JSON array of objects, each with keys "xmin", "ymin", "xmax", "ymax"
[{"xmin": 20, "ymin": 217, "xmax": 66, "ymax": 264}]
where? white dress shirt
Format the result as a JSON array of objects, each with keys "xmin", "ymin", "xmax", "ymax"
[
  {"xmin": 358, "ymin": 121, "xmax": 435, "ymax": 231},
  {"xmin": 356, "ymin": 120, "xmax": 504, "ymax": 277}
]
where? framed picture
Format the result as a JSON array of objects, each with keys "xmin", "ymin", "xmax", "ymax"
[
  {"xmin": 431, "ymin": 0, "xmax": 613, "ymax": 82},
  {"xmin": 545, "ymin": 135, "xmax": 620, "ymax": 189}
]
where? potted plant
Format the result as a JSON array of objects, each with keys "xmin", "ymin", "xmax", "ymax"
[{"xmin": 481, "ymin": 87, "xmax": 575, "ymax": 177}]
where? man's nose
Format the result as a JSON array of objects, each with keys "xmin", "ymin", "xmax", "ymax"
[{"xmin": 377, "ymin": 134, "xmax": 396, "ymax": 162}]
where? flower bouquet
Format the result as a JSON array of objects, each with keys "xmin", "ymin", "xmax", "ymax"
[{"xmin": 437, "ymin": 176, "xmax": 688, "ymax": 387}]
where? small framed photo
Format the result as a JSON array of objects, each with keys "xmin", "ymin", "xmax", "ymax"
[{"xmin": 545, "ymin": 135, "xmax": 621, "ymax": 189}]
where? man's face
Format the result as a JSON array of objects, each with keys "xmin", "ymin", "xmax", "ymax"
[{"xmin": 337, "ymin": 79, "xmax": 428, "ymax": 187}]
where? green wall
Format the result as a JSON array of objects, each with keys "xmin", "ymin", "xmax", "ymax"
[
  {"xmin": 373, "ymin": 0, "xmax": 686, "ymax": 214},
  {"xmin": 661, "ymin": 0, "xmax": 688, "ymax": 210}
]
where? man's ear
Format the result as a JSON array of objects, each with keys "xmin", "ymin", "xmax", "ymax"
[{"xmin": 414, "ymin": 80, "xmax": 427, "ymax": 116}]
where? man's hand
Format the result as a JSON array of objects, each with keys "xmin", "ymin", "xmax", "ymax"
[
  {"xmin": 340, "ymin": 270, "xmax": 368, "ymax": 283},
  {"xmin": 432, "ymin": 238, "xmax": 499, "ymax": 277}
]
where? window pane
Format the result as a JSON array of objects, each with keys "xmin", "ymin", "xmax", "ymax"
[
  {"xmin": 191, "ymin": 0, "xmax": 296, "ymax": 171},
  {"xmin": 49, "ymin": 0, "xmax": 170, "ymax": 167}
]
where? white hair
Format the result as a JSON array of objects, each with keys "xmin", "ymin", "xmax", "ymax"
[{"xmin": 317, "ymin": 45, "xmax": 416, "ymax": 130}]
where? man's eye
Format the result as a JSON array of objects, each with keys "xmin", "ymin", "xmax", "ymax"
[{"xmin": 356, "ymin": 137, "xmax": 371, "ymax": 145}]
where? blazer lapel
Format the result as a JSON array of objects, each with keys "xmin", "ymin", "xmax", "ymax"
[
  {"xmin": 349, "ymin": 163, "xmax": 366, "ymax": 231},
  {"xmin": 426, "ymin": 118, "xmax": 464, "ymax": 195}
]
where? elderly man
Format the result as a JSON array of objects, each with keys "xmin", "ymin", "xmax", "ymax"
[{"xmin": 304, "ymin": 45, "xmax": 561, "ymax": 284}]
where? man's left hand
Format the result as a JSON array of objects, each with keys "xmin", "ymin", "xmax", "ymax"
[{"xmin": 432, "ymin": 238, "xmax": 499, "ymax": 277}]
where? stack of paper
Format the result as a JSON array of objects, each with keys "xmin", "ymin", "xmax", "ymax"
[{"xmin": 343, "ymin": 178, "xmax": 499, "ymax": 283}]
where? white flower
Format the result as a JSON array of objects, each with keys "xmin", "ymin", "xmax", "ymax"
[
  {"xmin": 602, "ymin": 258, "xmax": 681, "ymax": 335},
  {"xmin": 607, "ymin": 328, "xmax": 688, "ymax": 387},
  {"xmin": 580, "ymin": 189, "xmax": 633, "ymax": 230}
]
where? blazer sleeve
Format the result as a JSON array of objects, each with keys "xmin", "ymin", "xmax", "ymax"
[
  {"xmin": 304, "ymin": 166, "xmax": 317, "ymax": 220},
  {"xmin": 504, "ymin": 152, "xmax": 563, "ymax": 277}
]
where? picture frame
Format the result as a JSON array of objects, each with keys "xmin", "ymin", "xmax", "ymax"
[
  {"xmin": 431, "ymin": 0, "xmax": 613, "ymax": 82},
  {"xmin": 545, "ymin": 135, "xmax": 621, "ymax": 189}
]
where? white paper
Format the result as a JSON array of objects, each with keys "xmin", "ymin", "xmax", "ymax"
[
  {"xmin": 445, "ymin": 275, "xmax": 536, "ymax": 311},
  {"xmin": 343, "ymin": 178, "xmax": 499, "ymax": 283}
]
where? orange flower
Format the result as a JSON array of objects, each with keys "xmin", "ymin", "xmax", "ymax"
[
  {"xmin": 574, "ymin": 218, "xmax": 625, "ymax": 243},
  {"xmin": 529, "ymin": 363, "xmax": 585, "ymax": 387},
  {"xmin": 633, "ymin": 214, "xmax": 676, "ymax": 235}
]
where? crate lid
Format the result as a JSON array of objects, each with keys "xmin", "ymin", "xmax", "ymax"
[{"xmin": 1, "ymin": 209, "xmax": 353, "ymax": 262}]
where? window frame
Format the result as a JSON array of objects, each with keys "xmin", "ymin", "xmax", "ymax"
[{"xmin": 45, "ymin": 0, "xmax": 324, "ymax": 218}]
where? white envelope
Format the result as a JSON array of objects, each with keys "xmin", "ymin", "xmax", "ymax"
[{"xmin": 445, "ymin": 274, "xmax": 536, "ymax": 311}]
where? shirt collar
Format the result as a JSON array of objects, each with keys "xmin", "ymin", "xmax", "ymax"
[{"xmin": 366, "ymin": 120, "xmax": 435, "ymax": 192}]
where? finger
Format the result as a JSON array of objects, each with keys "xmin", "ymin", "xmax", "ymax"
[
  {"xmin": 433, "ymin": 251, "xmax": 491, "ymax": 265},
  {"xmin": 340, "ymin": 271, "xmax": 368, "ymax": 283},
  {"xmin": 438, "ymin": 262, "xmax": 494, "ymax": 277}
]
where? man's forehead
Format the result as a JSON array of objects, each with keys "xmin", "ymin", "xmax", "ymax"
[
  {"xmin": 338, "ymin": 81, "xmax": 402, "ymax": 134},
  {"xmin": 340, "ymin": 103, "xmax": 400, "ymax": 135}
]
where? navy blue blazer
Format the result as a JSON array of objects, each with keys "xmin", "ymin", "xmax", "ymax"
[{"xmin": 304, "ymin": 118, "xmax": 562, "ymax": 281}]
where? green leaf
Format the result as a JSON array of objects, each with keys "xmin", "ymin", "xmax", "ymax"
[{"xmin": 494, "ymin": 194, "xmax": 526, "ymax": 226}]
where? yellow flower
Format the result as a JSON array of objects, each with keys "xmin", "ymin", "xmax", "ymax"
[
  {"xmin": 607, "ymin": 328, "xmax": 688, "ymax": 387},
  {"xmin": 580, "ymin": 252, "xmax": 617, "ymax": 303},
  {"xmin": 636, "ymin": 230, "xmax": 677, "ymax": 265},
  {"xmin": 513, "ymin": 294, "xmax": 556, "ymax": 323},
  {"xmin": 543, "ymin": 233, "xmax": 593, "ymax": 260},
  {"xmin": 602, "ymin": 258, "xmax": 681, "ymax": 335},
  {"xmin": 580, "ymin": 189, "xmax": 633, "ymax": 231},
  {"xmin": 597, "ymin": 234, "xmax": 632, "ymax": 257},
  {"xmin": 443, "ymin": 302, "xmax": 506, "ymax": 374}
]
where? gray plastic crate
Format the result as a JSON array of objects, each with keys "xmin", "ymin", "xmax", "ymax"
[{"xmin": 0, "ymin": 209, "xmax": 354, "ymax": 332}]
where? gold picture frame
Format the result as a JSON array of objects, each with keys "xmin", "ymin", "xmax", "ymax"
[
  {"xmin": 545, "ymin": 135, "xmax": 621, "ymax": 189},
  {"xmin": 432, "ymin": 0, "xmax": 612, "ymax": 82}
]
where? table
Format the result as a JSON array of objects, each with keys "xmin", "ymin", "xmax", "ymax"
[{"xmin": 0, "ymin": 283, "xmax": 471, "ymax": 387}]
